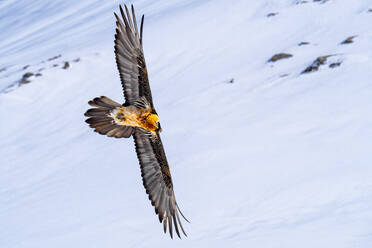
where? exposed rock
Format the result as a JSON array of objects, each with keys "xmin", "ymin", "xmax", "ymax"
[
  {"xmin": 62, "ymin": 61, "xmax": 70, "ymax": 69},
  {"xmin": 73, "ymin": 58, "xmax": 81, "ymax": 63},
  {"xmin": 298, "ymin": 42, "xmax": 310, "ymax": 46},
  {"xmin": 0, "ymin": 67, "xmax": 6, "ymax": 73},
  {"xmin": 53, "ymin": 64, "xmax": 59, "ymax": 67},
  {"xmin": 35, "ymin": 73, "xmax": 42, "ymax": 77},
  {"xmin": 297, "ymin": 0, "xmax": 328, "ymax": 4},
  {"xmin": 329, "ymin": 62, "xmax": 341, "ymax": 68},
  {"xmin": 302, "ymin": 55, "xmax": 331, "ymax": 74},
  {"xmin": 268, "ymin": 53, "xmax": 293, "ymax": 62},
  {"xmin": 368, "ymin": 8, "xmax": 372, "ymax": 13},
  {"xmin": 23, "ymin": 72, "xmax": 34, "ymax": 78},
  {"xmin": 47, "ymin": 54, "xmax": 62, "ymax": 61},
  {"xmin": 20, "ymin": 78, "xmax": 31, "ymax": 84},
  {"xmin": 315, "ymin": 56, "xmax": 329, "ymax": 65},
  {"xmin": 228, "ymin": 78, "xmax": 234, "ymax": 84},
  {"xmin": 20, "ymin": 72, "xmax": 34, "ymax": 84},
  {"xmin": 267, "ymin": 12, "xmax": 278, "ymax": 18},
  {"xmin": 23, "ymin": 65, "xmax": 30, "ymax": 70},
  {"xmin": 341, "ymin": 35, "xmax": 357, "ymax": 45},
  {"xmin": 303, "ymin": 66, "xmax": 318, "ymax": 74}
]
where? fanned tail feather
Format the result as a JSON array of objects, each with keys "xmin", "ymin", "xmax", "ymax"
[{"xmin": 84, "ymin": 96, "xmax": 134, "ymax": 138}]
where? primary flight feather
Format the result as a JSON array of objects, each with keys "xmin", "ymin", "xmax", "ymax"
[{"xmin": 84, "ymin": 4, "xmax": 188, "ymax": 239}]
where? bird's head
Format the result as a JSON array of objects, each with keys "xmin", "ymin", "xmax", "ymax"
[{"xmin": 146, "ymin": 114, "xmax": 162, "ymax": 132}]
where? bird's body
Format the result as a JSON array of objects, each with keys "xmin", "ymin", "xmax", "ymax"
[
  {"xmin": 84, "ymin": 4, "xmax": 187, "ymax": 238},
  {"xmin": 111, "ymin": 99, "xmax": 160, "ymax": 135}
]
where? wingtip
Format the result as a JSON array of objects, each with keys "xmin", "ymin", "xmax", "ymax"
[
  {"xmin": 168, "ymin": 217, "xmax": 173, "ymax": 239},
  {"xmin": 173, "ymin": 215, "xmax": 181, "ymax": 239},
  {"xmin": 163, "ymin": 218, "xmax": 167, "ymax": 233},
  {"xmin": 124, "ymin": 4, "xmax": 131, "ymax": 21},
  {"xmin": 177, "ymin": 204, "xmax": 190, "ymax": 223}
]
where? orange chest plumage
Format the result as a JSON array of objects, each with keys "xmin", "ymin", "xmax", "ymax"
[{"xmin": 111, "ymin": 106, "xmax": 158, "ymax": 133}]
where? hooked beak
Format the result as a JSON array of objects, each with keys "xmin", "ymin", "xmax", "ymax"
[{"xmin": 158, "ymin": 123, "xmax": 162, "ymax": 132}]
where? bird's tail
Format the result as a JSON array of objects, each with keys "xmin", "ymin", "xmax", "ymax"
[{"xmin": 84, "ymin": 96, "xmax": 134, "ymax": 138}]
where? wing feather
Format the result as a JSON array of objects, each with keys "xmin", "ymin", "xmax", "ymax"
[
  {"xmin": 131, "ymin": 5, "xmax": 140, "ymax": 41},
  {"xmin": 114, "ymin": 5, "xmax": 154, "ymax": 106},
  {"xmin": 133, "ymin": 128, "xmax": 188, "ymax": 238}
]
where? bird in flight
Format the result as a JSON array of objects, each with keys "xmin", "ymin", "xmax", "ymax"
[{"xmin": 84, "ymin": 4, "xmax": 188, "ymax": 238}]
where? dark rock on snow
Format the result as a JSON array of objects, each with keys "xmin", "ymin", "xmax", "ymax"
[
  {"xmin": 302, "ymin": 55, "xmax": 331, "ymax": 74},
  {"xmin": 329, "ymin": 62, "xmax": 341, "ymax": 68},
  {"xmin": 341, "ymin": 36, "xmax": 357, "ymax": 45},
  {"xmin": 268, "ymin": 53, "xmax": 293, "ymax": 62},
  {"xmin": 298, "ymin": 42, "xmax": 310, "ymax": 46},
  {"xmin": 20, "ymin": 72, "xmax": 34, "ymax": 84},
  {"xmin": 62, "ymin": 62, "xmax": 70, "ymax": 69}
]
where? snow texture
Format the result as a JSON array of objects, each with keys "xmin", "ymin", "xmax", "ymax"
[{"xmin": 1, "ymin": 0, "xmax": 372, "ymax": 247}]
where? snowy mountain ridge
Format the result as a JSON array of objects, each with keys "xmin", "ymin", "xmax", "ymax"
[{"xmin": 1, "ymin": 0, "xmax": 372, "ymax": 247}]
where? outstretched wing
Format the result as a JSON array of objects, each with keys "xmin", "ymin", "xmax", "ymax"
[
  {"xmin": 114, "ymin": 5, "xmax": 154, "ymax": 107},
  {"xmin": 133, "ymin": 128, "xmax": 188, "ymax": 238}
]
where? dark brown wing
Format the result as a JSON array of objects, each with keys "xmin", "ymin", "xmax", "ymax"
[
  {"xmin": 133, "ymin": 128, "xmax": 188, "ymax": 238},
  {"xmin": 114, "ymin": 5, "xmax": 154, "ymax": 106}
]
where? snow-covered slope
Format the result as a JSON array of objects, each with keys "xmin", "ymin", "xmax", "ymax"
[{"xmin": 1, "ymin": 0, "xmax": 372, "ymax": 247}]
